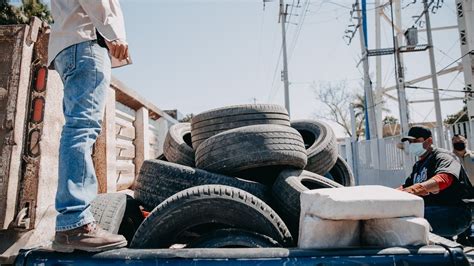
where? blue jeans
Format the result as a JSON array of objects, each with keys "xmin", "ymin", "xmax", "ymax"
[
  {"xmin": 54, "ymin": 40, "xmax": 111, "ymax": 231},
  {"xmin": 425, "ymin": 205, "xmax": 471, "ymax": 238}
]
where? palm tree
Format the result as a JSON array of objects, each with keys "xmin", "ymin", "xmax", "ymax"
[
  {"xmin": 351, "ymin": 94, "xmax": 366, "ymax": 140},
  {"xmin": 351, "ymin": 93, "xmax": 391, "ymax": 139}
]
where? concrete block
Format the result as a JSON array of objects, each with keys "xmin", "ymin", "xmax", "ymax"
[
  {"xmin": 298, "ymin": 215, "xmax": 360, "ymax": 249},
  {"xmin": 362, "ymin": 217, "xmax": 430, "ymax": 246},
  {"xmin": 300, "ymin": 185, "xmax": 424, "ymax": 220}
]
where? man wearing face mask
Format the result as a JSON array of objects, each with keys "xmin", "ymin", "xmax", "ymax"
[
  {"xmin": 451, "ymin": 134, "xmax": 474, "ymax": 244},
  {"xmin": 399, "ymin": 126, "xmax": 471, "ymax": 238},
  {"xmin": 452, "ymin": 134, "xmax": 474, "ymax": 184}
]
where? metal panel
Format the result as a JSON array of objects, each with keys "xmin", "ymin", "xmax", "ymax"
[{"xmin": 13, "ymin": 246, "xmax": 469, "ymax": 266}]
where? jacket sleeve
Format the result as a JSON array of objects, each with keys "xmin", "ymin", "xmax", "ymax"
[{"xmin": 78, "ymin": 0, "xmax": 126, "ymax": 42}]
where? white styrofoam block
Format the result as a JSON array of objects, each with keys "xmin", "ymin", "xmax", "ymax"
[
  {"xmin": 362, "ymin": 217, "xmax": 430, "ymax": 246},
  {"xmin": 298, "ymin": 215, "xmax": 360, "ymax": 249},
  {"xmin": 300, "ymin": 185, "xmax": 424, "ymax": 220}
]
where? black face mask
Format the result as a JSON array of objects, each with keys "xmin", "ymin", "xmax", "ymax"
[{"xmin": 453, "ymin": 142, "xmax": 466, "ymax": 151}]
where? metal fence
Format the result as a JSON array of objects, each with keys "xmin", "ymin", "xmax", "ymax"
[{"xmin": 342, "ymin": 121, "xmax": 474, "ymax": 187}]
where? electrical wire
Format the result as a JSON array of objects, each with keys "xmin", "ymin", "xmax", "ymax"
[
  {"xmin": 287, "ymin": 0, "xmax": 297, "ymax": 26},
  {"xmin": 268, "ymin": 84, "xmax": 283, "ymax": 102},
  {"xmin": 437, "ymin": 50, "xmax": 474, "ymax": 75},
  {"xmin": 268, "ymin": 0, "xmax": 309, "ymax": 102},
  {"xmin": 265, "ymin": 2, "xmax": 284, "ymax": 103},
  {"xmin": 257, "ymin": 6, "xmax": 266, "ymax": 88},
  {"xmin": 412, "ymin": 71, "xmax": 464, "ymax": 123},
  {"xmin": 288, "ymin": 0, "xmax": 310, "ymax": 62},
  {"xmin": 406, "ymin": 71, "xmax": 464, "ymax": 95},
  {"xmin": 266, "ymin": 44, "xmax": 283, "ymax": 102}
]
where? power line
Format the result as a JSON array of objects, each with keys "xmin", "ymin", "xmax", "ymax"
[
  {"xmin": 288, "ymin": 0, "xmax": 310, "ymax": 62},
  {"xmin": 257, "ymin": 5, "xmax": 266, "ymax": 88},
  {"xmin": 266, "ymin": 44, "xmax": 283, "ymax": 102},
  {"xmin": 406, "ymin": 86, "xmax": 466, "ymax": 93},
  {"xmin": 437, "ymin": 50, "xmax": 474, "ymax": 75},
  {"xmin": 286, "ymin": 0, "xmax": 298, "ymax": 26}
]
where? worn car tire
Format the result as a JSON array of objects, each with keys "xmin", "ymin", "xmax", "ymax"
[
  {"xmin": 195, "ymin": 125, "xmax": 307, "ymax": 178},
  {"xmin": 163, "ymin": 123, "xmax": 195, "ymax": 167},
  {"xmin": 90, "ymin": 193, "xmax": 127, "ymax": 234},
  {"xmin": 134, "ymin": 159, "xmax": 271, "ymax": 211},
  {"xmin": 324, "ymin": 155, "xmax": 355, "ymax": 186},
  {"xmin": 291, "ymin": 120, "xmax": 338, "ymax": 175},
  {"xmin": 272, "ymin": 169, "xmax": 342, "ymax": 238},
  {"xmin": 187, "ymin": 228, "xmax": 281, "ymax": 248},
  {"xmin": 130, "ymin": 185, "xmax": 293, "ymax": 248},
  {"xmin": 118, "ymin": 195, "xmax": 144, "ymax": 245},
  {"xmin": 191, "ymin": 104, "xmax": 290, "ymax": 150}
]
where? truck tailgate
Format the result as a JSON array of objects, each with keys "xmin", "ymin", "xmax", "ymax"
[{"xmin": 14, "ymin": 246, "xmax": 469, "ymax": 266}]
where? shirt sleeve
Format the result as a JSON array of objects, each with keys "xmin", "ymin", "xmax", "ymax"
[
  {"xmin": 433, "ymin": 151, "xmax": 461, "ymax": 179},
  {"xmin": 78, "ymin": 0, "xmax": 126, "ymax": 42},
  {"xmin": 432, "ymin": 173, "xmax": 454, "ymax": 191}
]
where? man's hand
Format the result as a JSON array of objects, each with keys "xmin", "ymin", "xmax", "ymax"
[
  {"xmin": 403, "ymin": 183, "xmax": 429, "ymax": 196},
  {"xmin": 105, "ymin": 39, "xmax": 129, "ymax": 61}
]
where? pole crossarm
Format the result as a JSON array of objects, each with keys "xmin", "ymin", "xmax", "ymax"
[
  {"xmin": 382, "ymin": 65, "xmax": 463, "ymax": 92},
  {"xmin": 418, "ymin": 25, "xmax": 458, "ymax": 32},
  {"xmin": 367, "ymin": 44, "xmax": 429, "ymax": 57},
  {"xmin": 409, "ymin": 97, "xmax": 464, "ymax": 104}
]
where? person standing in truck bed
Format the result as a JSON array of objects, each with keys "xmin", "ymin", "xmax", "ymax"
[
  {"xmin": 47, "ymin": 0, "xmax": 130, "ymax": 252},
  {"xmin": 399, "ymin": 126, "xmax": 472, "ymax": 239}
]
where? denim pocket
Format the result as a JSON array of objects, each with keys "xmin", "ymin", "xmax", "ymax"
[{"xmin": 54, "ymin": 44, "xmax": 76, "ymax": 79}]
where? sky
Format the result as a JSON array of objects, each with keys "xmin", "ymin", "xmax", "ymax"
[{"xmin": 110, "ymin": 0, "xmax": 463, "ymax": 138}]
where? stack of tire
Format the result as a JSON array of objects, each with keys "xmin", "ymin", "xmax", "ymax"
[{"xmin": 129, "ymin": 104, "xmax": 355, "ymax": 249}]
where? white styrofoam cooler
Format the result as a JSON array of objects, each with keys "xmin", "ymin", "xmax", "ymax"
[
  {"xmin": 362, "ymin": 217, "xmax": 430, "ymax": 246},
  {"xmin": 298, "ymin": 215, "xmax": 360, "ymax": 248},
  {"xmin": 300, "ymin": 185, "xmax": 424, "ymax": 220},
  {"xmin": 298, "ymin": 185, "xmax": 429, "ymax": 249}
]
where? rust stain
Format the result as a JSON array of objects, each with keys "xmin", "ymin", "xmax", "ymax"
[
  {"xmin": 0, "ymin": 25, "xmax": 26, "ymax": 228},
  {"xmin": 33, "ymin": 29, "xmax": 50, "ymax": 66}
]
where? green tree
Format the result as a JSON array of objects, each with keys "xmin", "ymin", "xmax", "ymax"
[
  {"xmin": 0, "ymin": 0, "xmax": 21, "ymax": 25},
  {"xmin": 20, "ymin": 0, "xmax": 52, "ymax": 23},
  {"xmin": 382, "ymin": 115, "xmax": 398, "ymax": 125},
  {"xmin": 444, "ymin": 105, "xmax": 468, "ymax": 125},
  {"xmin": 0, "ymin": 0, "xmax": 52, "ymax": 25}
]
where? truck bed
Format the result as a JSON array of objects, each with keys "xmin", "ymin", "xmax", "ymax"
[{"xmin": 14, "ymin": 245, "xmax": 470, "ymax": 266}]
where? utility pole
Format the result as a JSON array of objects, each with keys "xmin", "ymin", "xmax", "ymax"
[
  {"xmin": 456, "ymin": 0, "xmax": 474, "ymax": 144},
  {"xmin": 350, "ymin": 104, "xmax": 359, "ymax": 180},
  {"xmin": 279, "ymin": 0, "xmax": 291, "ymax": 116},
  {"xmin": 374, "ymin": 0, "xmax": 383, "ymax": 138},
  {"xmin": 391, "ymin": 0, "xmax": 411, "ymax": 176},
  {"xmin": 356, "ymin": 0, "xmax": 378, "ymax": 140},
  {"xmin": 393, "ymin": 0, "xmax": 410, "ymax": 139},
  {"xmin": 424, "ymin": 0, "xmax": 445, "ymax": 148}
]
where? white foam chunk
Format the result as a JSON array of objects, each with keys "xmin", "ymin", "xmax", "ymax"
[
  {"xmin": 298, "ymin": 215, "xmax": 360, "ymax": 248},
  {"xmin": 362, "ymin": 217, "xmax": 430, "ymax": 246},
  {"xmin": 300, "ymin": 185, "xmax": 424, "ymax": 220}
]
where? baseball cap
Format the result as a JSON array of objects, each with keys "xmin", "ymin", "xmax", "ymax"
[{"xmin": 401, "ymin": 126, "xmax": 432, "ymax": 142}]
